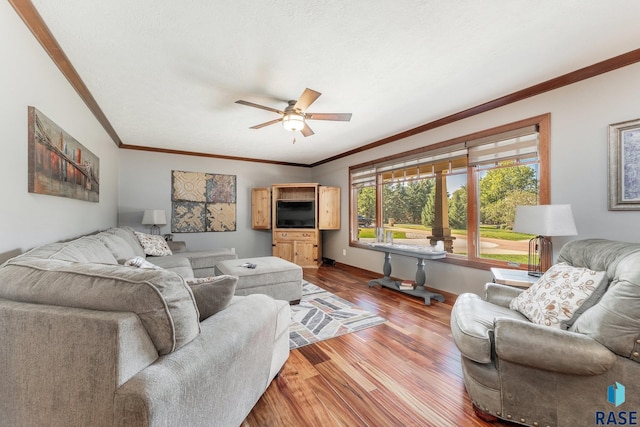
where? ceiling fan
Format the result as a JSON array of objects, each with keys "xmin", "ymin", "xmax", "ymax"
[{"xmin": 235, "ymin": 88, "xmax": 352, "ymax": 137}]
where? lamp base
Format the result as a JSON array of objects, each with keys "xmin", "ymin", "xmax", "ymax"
[
  {"xmin": 528, "ymin": 235, "xmax": 552, "ymax": 277},
  {"xmin": 149, "ymin": 225, "xmax": 161, "ymax": 235}
]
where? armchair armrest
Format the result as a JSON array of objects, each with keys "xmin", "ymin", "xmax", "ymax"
[
  {"xmin": 494, "ymin": 317, "xmax": 617, "ymax": 375},
  {"xmin": 484, "ymin": 282, "xmax": 523, "ymax": 308}
]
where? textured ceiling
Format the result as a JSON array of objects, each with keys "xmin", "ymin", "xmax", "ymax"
[{"xmin": 26, "ymin": 0, "xmax": 640, "ymax": 165}]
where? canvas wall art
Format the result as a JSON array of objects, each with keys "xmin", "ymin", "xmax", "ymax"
[
  {"xmin": 27, "ymin": 106, "xmax": 100, "ymax": 202},
  {"xmin": 171, "ymin": 170, "xmax": 236, "ymax": 232},
  {"xmin": 608, "ymin": 117, "xmax": 640, "ymax": 210}
]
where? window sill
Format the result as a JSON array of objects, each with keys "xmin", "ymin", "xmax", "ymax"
[{"xmin": 349, "ymin": 241, "xmax": 525, "ymax": 272}]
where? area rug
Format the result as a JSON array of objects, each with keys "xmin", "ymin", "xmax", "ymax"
[{"xmin": 289, "ymin": 282, "xmax": 387, "ymax": 350}]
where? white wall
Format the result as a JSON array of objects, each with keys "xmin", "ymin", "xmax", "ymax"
[
  {"xmin": 313, "ymin": 62, "xmax": 640, "ymax": 296},
  {"xmin": 5, "ymin": 0, "xmax": 639, "ymax": 295},
  {"xmin": 118, "ymin": 149, "xmax": 312, "ymax": 258},
  {"xmin": 0, "ymin": 3, "xmax": 119, "ymax": 259}
]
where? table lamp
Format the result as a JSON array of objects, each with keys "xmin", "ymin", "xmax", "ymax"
[
  {"xmin": 513, "ymin": 204, "xmax": 577, "ymax": 277},
  {"xmin": 142, "ymin": 209, "xmax": 167, "ymax": 235}
]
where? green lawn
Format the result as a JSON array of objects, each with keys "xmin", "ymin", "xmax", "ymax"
[
  {"xmin": 481, "ymin": 254, "xmax": 529, "ymax": 263},
  {"xmin": 359, "ymin": 223, "xmax": 530, "ymax": 265},
  {"xmin": 359, "ymin": 228, "xmax": 406, "ymax": 239},
  {"xmin": 479, "ymin": 226, "xmax": 533, "ymax": 241},
  {"xmin": 361, "ymin": 223, "xmax": 532, "ymax": 241}
]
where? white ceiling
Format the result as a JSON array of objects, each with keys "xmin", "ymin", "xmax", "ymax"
[{"xmin": 27, "ymin": 0, "xmax": 640, "ymax": 165}]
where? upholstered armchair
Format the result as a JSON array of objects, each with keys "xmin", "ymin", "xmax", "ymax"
[{"xmin": 451, "ymin": 239, "xmax": 640, "ymax": 427}]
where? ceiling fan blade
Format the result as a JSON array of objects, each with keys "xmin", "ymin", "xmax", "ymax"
[
  {"xmin": 294, "ymin": 88, "xmax": 321, "ymax": 111},
  {"xmin": 301, "ymin": 123, "xmax": 315, "ymax": 137},
  {"xmin": 250, "ymin": 118, "xmax": 282, "ymax": 129},
  {"xmin": 306, "ymin": 112, "xmax": 352, "ymax": 122},
  {"xmin": 235, "ymin": 100, "xmax": 284, "ymax": 115}
]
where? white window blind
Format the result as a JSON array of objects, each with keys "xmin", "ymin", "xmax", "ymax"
[
  {"xmin": 351, "ymin": 143, "xmax": 467, "ymax": 187},
  {"xmin": 467, "ymin": 125, "xmax": 539, "ymax": 167},
  {"xmin": 351, "ymin": 125, "xmax": 538, "ymax": 187},
  {"xmin": 351, "ymin": 165, "xmax": 377, "ymax": 188}
]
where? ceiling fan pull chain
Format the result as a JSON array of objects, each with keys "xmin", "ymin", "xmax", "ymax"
[{"xmin": 292, "ymin": 137, "xmax": 296, "ymax": 144}]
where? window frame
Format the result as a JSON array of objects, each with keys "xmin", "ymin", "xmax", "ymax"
[{"xmin": 349, "ymin": 113, "xmax": 550, "ymax": 271}]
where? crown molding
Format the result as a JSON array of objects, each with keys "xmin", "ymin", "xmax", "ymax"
[{"xmin": 11, "ymin": 0, "xmax": 640, "ymax": 168}]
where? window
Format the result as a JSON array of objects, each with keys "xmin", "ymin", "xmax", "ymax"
[{"xmin": 349, "ymin": 114, "xmax": 550, "ymax": 269}]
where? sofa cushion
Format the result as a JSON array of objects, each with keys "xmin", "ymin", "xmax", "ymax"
[
  {"xmin": 0, "ymin": 258, "xmax": 200, "ymax": 355},
  {"xmin": 149, "ymin": 256, "xmax": 195, "ymax": 279},
  {"xmin": 186, "ymin": 275, "xmax": 238, "ymax": 321},
  {"xmin": 134, "ymin": 232, "xmax": 173, "ymax": 257},
  {"xmin": 101, "ymin": 227, "xmax": 146, "ymax": 258},
  {"xmin": 97, "ymin": 233, "xmax": 139, "ymax": 263},
  {"xmin": 20, "ymin": 236, "xmax": 118, "ymax": 265},
  {"xmin": 571, "ymin": 251, "xmax": 640, "ymax": 360},
  {"xmin": 557, "ymin": 238, "xmax": 640, "ymax": 281},
  {"xmin": 509, "ymin": 263, "xmax": 606, "ymax": 329}
]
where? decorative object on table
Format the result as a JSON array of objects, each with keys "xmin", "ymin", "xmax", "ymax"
[
  {"xmin": 141, "ymin": 209, "xmax": 166, "ymax": 235},
  {"xmin": 608, "ymin": 117, "xmax": 640, "ymax": 210},
  {"xmin": 289, "ymin": 282, "xmax": 386, "ymax": 350},
  {"xmin": 399, "ymin": 280, "xmax": 416, "ymax": 290},
  {"xmin": 513, "ymin": 204, "xmax": 578, "ymax": 277},
  {"xmin": 385, "ymin": 230, "xmax": 394, "ymax": 244},
  {"xmin": 27, "ymin": 106, "xmax": 100, "ymax": 202},
  {"xmin": 171, "ymin": 170, "xmax": 236, "ymax": 232}
]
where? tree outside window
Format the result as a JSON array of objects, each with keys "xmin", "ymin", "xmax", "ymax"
[{"xmin": 350, "ymin": 114, "xmax": 550, "ymax": 270}]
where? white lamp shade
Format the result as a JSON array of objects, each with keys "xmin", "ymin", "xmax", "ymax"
[
  {"xmin": 513, "ymin": 204, "xmax": 577, "ymax": 236},
  {"xmin": 142, "ymin": 209, "xmax": 167, "ymax": 226}
]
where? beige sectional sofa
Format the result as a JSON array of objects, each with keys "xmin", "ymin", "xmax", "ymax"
[{"xmin": 0, "ymin": 227, "xmax": 291, "ymax": 427}]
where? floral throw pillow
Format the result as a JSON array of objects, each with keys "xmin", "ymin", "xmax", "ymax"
[
  {"xmin": 134, "ymin": 232, "xmax": 173, "ymax": 257},
  {"xmin": 509, "ymin": 262, "xmax": 606, "ymax": 328}
]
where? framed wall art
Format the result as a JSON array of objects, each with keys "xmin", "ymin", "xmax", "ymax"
[
  {"xmin": 171, "ymin": 170, "xmax": 236, "ymax": 232},
  {"xmin": 608, "ymin": 118, "xmax": 640, "ymax": 210},
  {"xmin": 27, "ymin": 106, "xmax": 100, "ymax": 202}
]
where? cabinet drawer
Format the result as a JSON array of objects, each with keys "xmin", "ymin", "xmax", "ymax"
[{"xmin": 273, "ymin": 230, "xmax": 316, "ymax": 241}]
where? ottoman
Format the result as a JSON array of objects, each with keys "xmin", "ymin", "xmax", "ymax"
[{"xmin": 214, "ymin": 256, "xmax": 303, "ymax": 304}]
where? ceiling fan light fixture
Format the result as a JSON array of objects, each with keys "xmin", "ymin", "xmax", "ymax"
[{"xmin": 282, "ymin": 113, "xmax": 305, "ymax": 132}]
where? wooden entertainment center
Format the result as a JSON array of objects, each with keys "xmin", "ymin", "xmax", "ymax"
[{"xmin": 251, "ymin": 183, "xmax": 340, "ymax": 267}]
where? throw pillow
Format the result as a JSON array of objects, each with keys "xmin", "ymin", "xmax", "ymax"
[
  {"xmin": 134, "ymin": 232, "xmax": 173, "ymax": 257},
  {"xmin": 186, "ymin": 275, "xmax": 238, "ymax": 321},
  {"xmin": 124, "ymin": 256, "xmax": 162, "ymax": 270},
  {"xmin": 509, "ymin": 262, "xmax": 607, "ymax": 329}
]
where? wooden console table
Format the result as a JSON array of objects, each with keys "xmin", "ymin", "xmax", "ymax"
[{"xmin": 366, "ymin": 243, "xmax": 446, "ymax": 305}]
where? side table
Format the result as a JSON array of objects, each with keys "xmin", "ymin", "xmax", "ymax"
[{"xmin": 490, "ymin": 267, "xmax": 538, "ymax": 288}]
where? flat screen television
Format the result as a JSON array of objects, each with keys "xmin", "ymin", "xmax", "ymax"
[{"xmin": 276, "ymin": 200, "xmax": 315, "ymax": 228}]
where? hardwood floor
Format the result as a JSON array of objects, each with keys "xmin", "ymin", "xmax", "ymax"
[{"xmin": 242, "ymin": 264, "xmax": 514, "ymax": 427}]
